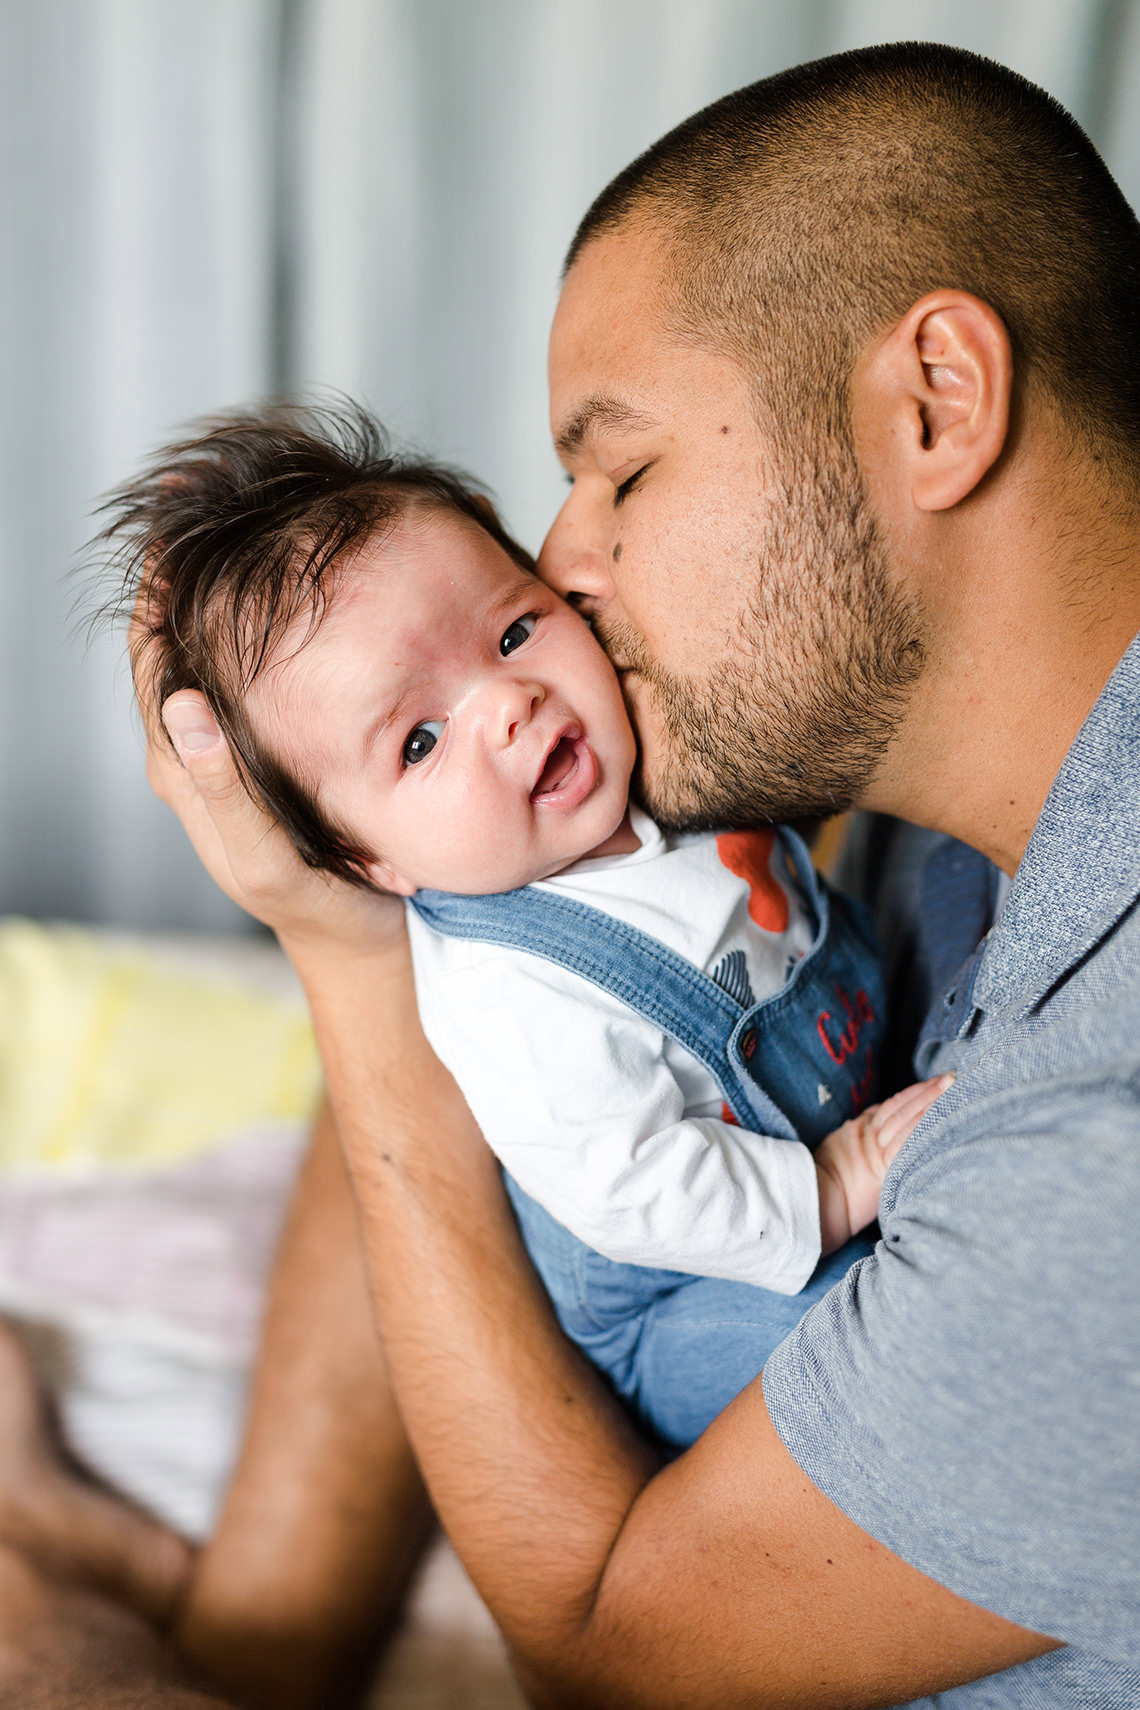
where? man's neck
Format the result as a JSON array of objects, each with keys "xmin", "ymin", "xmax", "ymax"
[{"xmin": 865, "ymin": 487, "xmax": 1140, "ymax": 874}]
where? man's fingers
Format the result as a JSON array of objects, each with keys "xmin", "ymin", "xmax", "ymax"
[
  {"xmin": 162, "ymin": 690, "xmax": 224, "ymax": 762},
  {"xmin": 147, "ymin": 691, "xmax": 232, "ymax": 821},
  {"xmin": 145, "ymin": 690, "xmax": 406, "ymax": 952},
  {"xmin": 159, "ymin": 691, "xmax": 302, "ymax": 893},
  {"xmin": 161, "ymin": 693, "xmax": 254, "ymax": 811}
]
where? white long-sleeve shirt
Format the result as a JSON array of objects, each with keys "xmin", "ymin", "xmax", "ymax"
[{"xmin": 406, "ymin": 810, "xmax": 824, "ymax": 1293}]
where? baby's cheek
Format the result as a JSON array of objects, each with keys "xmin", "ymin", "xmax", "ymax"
[{"xmin": 453, "ymin": 787, "xmax": 505, "ymax": 865}]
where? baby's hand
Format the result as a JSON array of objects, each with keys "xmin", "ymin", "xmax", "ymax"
[{"xmin": 814, "ymin": 1075, "xmax": 954, "ymax": 1254}]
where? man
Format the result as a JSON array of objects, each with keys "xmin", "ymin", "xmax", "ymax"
[{"xmin": 27, "ymin": 39, "xmax": 1140, "ymax": 1708}]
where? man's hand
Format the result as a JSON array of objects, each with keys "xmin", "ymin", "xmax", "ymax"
[
  {"xmin": 139, "ymin": 683, "xmax": 405, "ymax": 963},
  {"xmin": 814, "ymin": 1074, "xmax": 953, "ymax": 1253},
  {"xmin": 130, "ymin": 586, "xmax": 403, "ymax": 955}
]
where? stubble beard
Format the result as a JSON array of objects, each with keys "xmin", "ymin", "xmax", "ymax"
[{"xmin": 600, "ymin": 443, "xmax": 928, "ymax": 832}]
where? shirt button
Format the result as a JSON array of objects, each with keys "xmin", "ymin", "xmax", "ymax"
[{"xmin": 739, "ymin": 1028, "xmax": 757, "ymax": 1062}]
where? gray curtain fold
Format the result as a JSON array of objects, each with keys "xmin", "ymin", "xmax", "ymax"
[{"xmin": 2, "ymin": 0, "xmax": 1137, "ymax": 928}]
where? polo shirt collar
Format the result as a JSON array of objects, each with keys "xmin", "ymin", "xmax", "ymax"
[{"xmin": 975, "ymin": 626, "xmax": 1140, "ymax": 1018}]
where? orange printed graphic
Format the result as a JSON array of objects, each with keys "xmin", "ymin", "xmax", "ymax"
[{"xmin": 716, "ymin": 830, "xmax": 789, "ymax": 932}]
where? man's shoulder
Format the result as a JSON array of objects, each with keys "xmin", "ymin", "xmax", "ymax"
[
  {"xmin": 764, "ymin": 659, "xmax": 1140, "ymax": 1680},
  {"xmin": 935, "ymin": 864, "xmax": 1140, "ymax": 1127},
  {"xmin": 886, "ymin": 888, "xmax": 1140, "ymax": 1258},
  {"xmin": 765, "ymin": 910, "xmax": 1140, "ymax": 1670}
]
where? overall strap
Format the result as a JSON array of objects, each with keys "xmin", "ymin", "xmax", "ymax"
[{"xmin": 409, "ymin": 830, "xmax": 823, "ymax": 1140}]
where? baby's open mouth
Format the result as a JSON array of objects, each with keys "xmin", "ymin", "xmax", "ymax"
[
  {"xmin": 532, "ymin": 734, "xmax": 581, "ymax": 798},
  {"xmin": 530, "ymin": 729, "xmax": 599, "ymax": 812}
]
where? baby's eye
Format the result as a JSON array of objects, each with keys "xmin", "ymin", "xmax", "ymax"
[
  {"xmin": 500, "ymin": 614, "xmax": 537, "ymax": 656},
  {"xmin": 402, "ymin": 720, "xmax": 445, "ymax": 766}
]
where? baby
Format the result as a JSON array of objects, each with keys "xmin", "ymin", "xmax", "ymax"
[{"xmin": 114, "ymin": 402, "xmax": 947, "ymax": 1450}]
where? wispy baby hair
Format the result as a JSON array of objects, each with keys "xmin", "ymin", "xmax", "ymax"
[{"xmin": 102, "ymin": 398, "xmax": 533, "ymax": 887}]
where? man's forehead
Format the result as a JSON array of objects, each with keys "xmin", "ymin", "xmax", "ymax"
[
  {"xmin": 548, "ymin": 222, "xmax": 758, "ymax": 455},
  {"xmin": 549, "ymin": 226, "xmax": 672, "ymax": 416}
]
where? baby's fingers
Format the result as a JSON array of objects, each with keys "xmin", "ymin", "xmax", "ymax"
[{"xmin": 867, "ymin": 1073, "xmax": 955, "ymax": 1160}]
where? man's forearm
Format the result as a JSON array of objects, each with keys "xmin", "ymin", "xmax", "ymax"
[
  {"xmin": 177, "ymin": 1104, "xmax": 432, "ymax": 1710},
  {"xmin": 294, "ymin": 938, "xmax": 659, "ymax": 1667},
  {"xmin": 135, "ymin": 688, "xmax": 655, "ymax": 1688},
  {"xmin": 291, "ymin": 934, "xmax": 1056, "ymax": 1710},
  {"xmin": 0, "ymin": 1547, "xmax": 234, "ymax": 1710}
]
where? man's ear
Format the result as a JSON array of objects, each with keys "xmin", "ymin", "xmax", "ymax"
[
  {"xmin": 855, "ymin": 291, "xmax": 1012, "ymax": 513},
  {"xmin": 366, "ymin": 858, "xmax": 418, "ymax": 898}
]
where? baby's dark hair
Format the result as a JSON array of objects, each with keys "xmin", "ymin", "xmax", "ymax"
[{"xmin": 103, "ymin": 399, "xmax": 534, "ymax": 887}]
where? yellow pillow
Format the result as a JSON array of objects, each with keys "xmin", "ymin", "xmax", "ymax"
[{"xmin": 0, "ymin": 919, "xmax": 321, "ymax": 1174}]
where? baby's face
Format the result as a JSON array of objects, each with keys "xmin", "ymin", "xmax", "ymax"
[{"xmin": 245, "ymin": 512, "xmax": 637, "ymax": 894}]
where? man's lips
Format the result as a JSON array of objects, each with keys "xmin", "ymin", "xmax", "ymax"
[
  {"xmin": 606, "ymin": 655, "xmax": 640, "ymax": 685},
  {"xmin": 530, "ymin": 729, "xmax": 598, "ymax": 809},
  {"xmin": 613, "ymin": 666, "xmax": 642, "ymax": 705}
]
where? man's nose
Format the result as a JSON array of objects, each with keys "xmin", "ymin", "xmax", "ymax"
[{"xmin": 537, "ymin": 498, "xmax": 616, "ymax": 614}]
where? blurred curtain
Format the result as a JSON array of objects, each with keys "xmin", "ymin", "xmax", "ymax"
[{"xmin": 3, "ymin": 0, "xmax": 1139, "ymax": 928}]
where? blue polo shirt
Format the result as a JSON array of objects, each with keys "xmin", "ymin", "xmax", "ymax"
[{"xmin": 764, "ymin": 633, "xmax": 1140, "ymax": 1706}]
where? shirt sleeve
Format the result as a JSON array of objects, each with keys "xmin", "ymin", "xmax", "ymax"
[
  {"xmin": 409, "ymin": 927, "xmax": 821, "ymax": 1294},
  {"xmin": 762, "ymin": 1081, "xmax": 1140, "ymax": 1670}
]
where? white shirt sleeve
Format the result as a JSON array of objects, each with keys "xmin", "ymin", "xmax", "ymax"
[{"xmin": 408, "ymin": 923, "xmax": 822, "ymax": 1294}]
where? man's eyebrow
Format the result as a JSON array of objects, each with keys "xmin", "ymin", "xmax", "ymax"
[{"xmin": 554, "ymin": 395, "xmax": 658, "ymax": 459}]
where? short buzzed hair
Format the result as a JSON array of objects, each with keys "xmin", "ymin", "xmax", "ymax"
[
  {"xmin": 568, "ymin": 42, "xmax": 1140, "ymax": 481},
  {"xmin": 105, "ymin": 400, "xmax": 532, "ymax": 887}
]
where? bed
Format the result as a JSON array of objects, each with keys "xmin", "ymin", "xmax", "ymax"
[{"xmin": 0, "ymin": 916, "xmax": 525, "ymax": 1707}]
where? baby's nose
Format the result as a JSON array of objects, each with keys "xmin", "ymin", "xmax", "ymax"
[{"xmin": 493, "ymin": 677, "xmax": 544, "ymax": 744}]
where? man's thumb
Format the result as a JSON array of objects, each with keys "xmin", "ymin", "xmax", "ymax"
[{"xmin": 161, "ymin": 692, "xmax": 235, "ymax": 790}]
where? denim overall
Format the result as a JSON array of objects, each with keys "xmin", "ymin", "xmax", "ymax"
[{"xmin": 410, "ymin": 827, "xmax": 886, "ymax": 1450}]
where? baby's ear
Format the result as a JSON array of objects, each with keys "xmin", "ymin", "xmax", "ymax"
[{"xmin": 366, "ymin": 858, "xmax": 417, "ymax": 898}]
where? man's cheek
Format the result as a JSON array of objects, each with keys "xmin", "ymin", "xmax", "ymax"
[
  {"xmin": 616, "ymin": 667, "xmax": 646, "ymax": 721},
  {"xmin": 628, "ymin": 599, "xmax": 706, "ymax": 681},
  {"xmin": 627, "ymin": 706, "xmax": 677, "ymax": 819},
  {"xmin": 621, "ymin": 673, "xmax": 668, "ymax": 762}
]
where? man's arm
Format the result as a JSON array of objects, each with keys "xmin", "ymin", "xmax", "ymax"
[
  {"xmin": 150, "ymin": 696, "xmax": 1058, "ymax": 1709},
  {"xmin": 0, "ymin": 1545, "xmax": 235, "ymax": 1710},
  {"xmin": 175, "ymin": 1104, "xmax": 432, "ymax": 1710},
  {"xmin": 304, "ymin": 935, "xmax": 1056, "ymax": 1710}
]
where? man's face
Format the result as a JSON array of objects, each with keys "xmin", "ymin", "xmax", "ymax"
[{"xmin": 540, "ymin": 224, "xmax": 926, "ymax": 829}]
